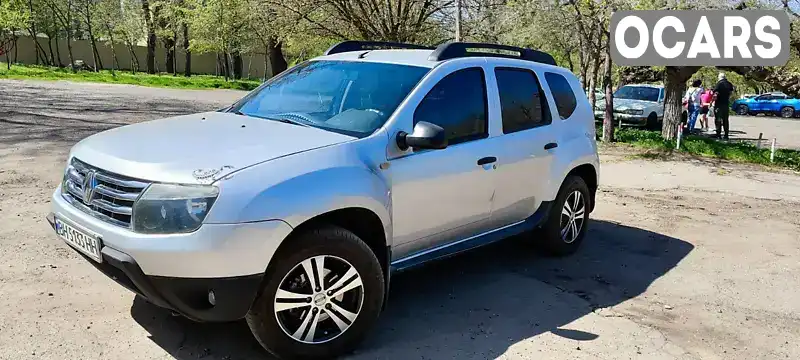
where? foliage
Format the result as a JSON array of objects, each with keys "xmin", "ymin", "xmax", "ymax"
[
  {"xmin": 0, "ymin": 0, "xmax": 30, "ymax": 41},
  {"xmin": 0, "ymin": 62, "xmax": 260, "ymax": 90}
]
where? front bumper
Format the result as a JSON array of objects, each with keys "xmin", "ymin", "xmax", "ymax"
[
  {"xmin": 594, "ymin": 111, "xmax": 649, "ymax": 126},
  {"xmin": 48, "ymin": 185, "xmax": 294, "ymax": 321}
]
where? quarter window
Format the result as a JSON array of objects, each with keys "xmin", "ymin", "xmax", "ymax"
[
  {"xmin": 545, "ymin": 72, "xmax": 578, "ymax": 119},
  {"xmin": 414, "ymin": 68, "xmax": 488, "ymax": 145},
  {"xmin": 495, "ymin": 68, "xmax": 551, "ymax": 133}
]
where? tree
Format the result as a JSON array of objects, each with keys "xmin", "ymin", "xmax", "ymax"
[
  {"xmin": 42, "ymin": 0, "xmax": 76, "ymax": 71},
  {"xmin": 142, "ymin": 0, "xmax": 156, "ymax": 73},
  {"xmin": 0, "ymin": 0, "xmax": 30, "ymax": 68}
]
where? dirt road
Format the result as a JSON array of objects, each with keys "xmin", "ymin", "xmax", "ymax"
[{"xmin": 1, "ymin": 80, "xmax": 799, "ymax": 360}]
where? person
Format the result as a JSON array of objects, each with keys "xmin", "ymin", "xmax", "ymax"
[
  {"xmin": 712, "ymin": 73, "xmax": 735, "ymax": 139},
  {"xmin": 699, "ymin": 88, "xmax": 714, "ymax": 131},
  {"xmin": 683, "ymin": 79, "xmax": 703, "ymax": 133}
]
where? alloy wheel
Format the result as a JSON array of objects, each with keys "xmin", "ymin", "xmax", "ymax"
[
  {"xmin": 273, "ymin": 255, "xmax": 364, "ymax": 344},
  {"xmin": 782, "ymin": 107, "xmax": 794, "ymax": 118},
  {"xmin": 559, "ymin": 190, "xmax": 586, "ymax": 244}
]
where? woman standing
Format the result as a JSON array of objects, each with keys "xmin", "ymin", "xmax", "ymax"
[
  {"xmin": 699, "ymin": 88, "xmax": 714, "ymax": 132},
  {"xmin": 683, "ymin": 80, "xmax": 703, "ymax": 133}
]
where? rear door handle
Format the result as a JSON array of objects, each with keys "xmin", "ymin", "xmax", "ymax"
[
  {"xmin": 477, "ymin": 156, "xmax": 497, "ymax": 165},
  {"xmin": 544, "ymin": 143, "xmax": 558, "ymax": 150}
]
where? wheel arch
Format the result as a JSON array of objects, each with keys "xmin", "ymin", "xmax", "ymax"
[
  {"xmin": 285, "ymin": 207, "xmax": 389, "ymax": 278},
  {"xmin": 564, "ymin": 164, "xmax": 598, "ymax": 213}
]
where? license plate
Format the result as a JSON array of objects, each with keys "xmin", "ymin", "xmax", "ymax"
[{"xmin": 55, "ymin": 217, "xmax": 102, "ymax": 262}]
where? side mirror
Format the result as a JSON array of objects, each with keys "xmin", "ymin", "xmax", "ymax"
[{"xmin": 396, "ymin": 121, "xmax": 448, "ymax": 151}]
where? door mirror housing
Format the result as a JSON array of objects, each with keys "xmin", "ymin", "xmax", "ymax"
[{"xmin": 396, "ymin": 121, "xmax": 448, "ymax": 151}]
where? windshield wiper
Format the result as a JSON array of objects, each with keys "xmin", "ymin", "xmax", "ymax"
[
  {"xmin": 274, "ymin": 118, "xmax": 309, "ymax": 127},
  {"xmin": 240, "ymin": 112, "xmax": 309, "ymax": 127}
]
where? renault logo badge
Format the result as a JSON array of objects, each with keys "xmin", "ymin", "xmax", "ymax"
[{"xmin": 83, "ymin": 170, "xmax": 97, "ymax": 204}]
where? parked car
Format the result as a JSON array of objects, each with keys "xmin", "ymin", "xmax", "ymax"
[
  {"xmin": 732, "ymin": 92, "xmax": 800, "ymax": 117},
  {"xmin": 47, "ymin": 41, "xmax": 600, "ymax": 359},
  {"xmin": 594, "ymin": 84, "xmax": 664, "ymax": 130}
]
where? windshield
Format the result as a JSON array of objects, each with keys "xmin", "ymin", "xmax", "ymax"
[
  {"xmin": 232, "ymin": 60, "xmax": 430, "ymax": 138},
  {"xmin": 614, "ymin": 86, "xmax": 660, "ymax": 102}
]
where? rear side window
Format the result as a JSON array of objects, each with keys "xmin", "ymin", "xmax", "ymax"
[
  {"xmin": 495, "ymin": 68, "xmax": 551, "ymax": 133},
  {"xmin": 545, "ymin": 72, "xmax": 578, "ymax": 119},
  {"xmin": 414, "ymin": 68, "xmax": 488, "ymax": 145}
]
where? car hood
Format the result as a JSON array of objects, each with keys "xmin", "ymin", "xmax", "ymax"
[
  {"xmin": 69, "ymin": 112, "xmax": 355, "ymax": 184},
  {"xmin": 613, "ymin": 98, "xmax": 658, "ymax": 110}
]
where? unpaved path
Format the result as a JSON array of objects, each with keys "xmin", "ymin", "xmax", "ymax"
[{"xmin": 1, "ymin": 79, "xmax": 799, "ymax": 360}]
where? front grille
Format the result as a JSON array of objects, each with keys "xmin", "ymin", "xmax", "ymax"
[{"xmin": 62, "ymin": 158, "xmax": 150, "ymax": 228}]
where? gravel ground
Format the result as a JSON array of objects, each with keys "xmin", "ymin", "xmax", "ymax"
[{"xmin": 1, "ymin": 79, "xmax": 799, "ymax": 360}]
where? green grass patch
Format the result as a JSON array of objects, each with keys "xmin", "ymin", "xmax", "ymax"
[
  {"xmin": 0, "ymin": 62, "xmax": 260, "ymax": 91},
  {"xmin": 605, "ymin": 127, "xmax": 800, "ymax": 171}
]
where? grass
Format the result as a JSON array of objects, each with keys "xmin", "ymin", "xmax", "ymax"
[
  {"xmin": 607, "ymin": 127, "xmax": 800, "ymax": 172},
  {"xmin": 0, "ymin": 62, "xmax": 261, "ymax": 91}
]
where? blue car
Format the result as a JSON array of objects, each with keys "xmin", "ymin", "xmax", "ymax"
[{"xmin": 732, "ymin": 93, "xmax": 800, "ymax": 118}]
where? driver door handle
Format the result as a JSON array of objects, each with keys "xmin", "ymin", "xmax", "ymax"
[{"xmin": 477, "ymin": 156, "xmax": 497, "ymax": 165}]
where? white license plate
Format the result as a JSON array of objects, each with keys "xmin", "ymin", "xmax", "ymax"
[{"xmin": 55, "ymin": 217, "xmax": 102, "ymax": 262}]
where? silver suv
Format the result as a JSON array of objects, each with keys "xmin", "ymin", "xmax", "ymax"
[{"xmin": 47, "ymin": 41, "xmax": 599, "ymax": 359}]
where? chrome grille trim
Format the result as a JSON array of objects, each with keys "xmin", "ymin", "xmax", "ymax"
[
  {"xmin": 61, "ymin": 158, "xmax": 150, "ymax": 228},
  {"xmin": 94, "ymin": 184, "xmax": 139, "ymax": 201}
]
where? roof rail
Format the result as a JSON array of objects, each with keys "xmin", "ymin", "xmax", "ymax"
[
  {"xmin": 324, "ymin": 41, "xmax": 434, "ymax": 56},
  {"xmin": 429, "ymin": 42, "xmax": 556, "ymax": 66}
]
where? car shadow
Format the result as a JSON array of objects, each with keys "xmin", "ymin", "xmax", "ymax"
[{"xmin": 130, "ymin": 220, "xmax": 693, "ymax": 359}]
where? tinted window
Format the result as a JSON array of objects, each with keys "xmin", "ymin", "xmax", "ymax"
[
  {"xmin": 495, "ymin": 68, "xmax": 550, "ymax": 133},
  {"xmin": 234, "ymin": 60, "xmax": 429, "ymax": 138},
  {"xmin": 545, "ymin": 72, "xmax": 578, "ymax": 119},
  {"xmin": 414, "ymin": 68, "xmax": 488, "ymax": 145}
]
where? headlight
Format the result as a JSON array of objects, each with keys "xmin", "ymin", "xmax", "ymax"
[{"xmin": 132, "ymin": 184, "xmax": 219, "ymax": 234}]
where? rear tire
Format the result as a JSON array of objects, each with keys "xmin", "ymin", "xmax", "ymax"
[
  {"xmin": 781, "ymin": 106, "xmax": 794, "ymax": 118},
  {"xmin": 246, "ymin": 226, "xmax": 385, "ymax": 360},
  {"xmin": 535, "ymin": 175, "xmax": 591, "ymax": 256}
]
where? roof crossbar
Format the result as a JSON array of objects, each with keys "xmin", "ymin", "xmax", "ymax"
[
  {"xmin": 428, "ymin": 42, "xmax": 557, "ymax": 66},
  {"xmin": 324, "ymin": 41, "xmax": 434, "ymax": 55}
]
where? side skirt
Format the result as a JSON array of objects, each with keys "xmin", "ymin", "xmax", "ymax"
[{"xmin": 389, "ymin": 201, "xmax": 553, "ymax": 273}]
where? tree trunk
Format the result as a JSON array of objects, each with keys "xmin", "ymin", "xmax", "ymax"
[
  {"xmin": 588, "ymin": 53, "xmax": 602, "ymax": 110},
  {"xmin": 65, "ymin": 31, "xmax": 76, "ymax": 72},
  {"xmin": 12, "ymin": 34, "xmax": 19, "ymax": 63},
  {"xmin": 126, "ymin": 41, "xmax": 138, "ymax": 73},
  {"xmin": 266, "ymin": 37, "xmax": 287, "ymax": 78},
  {"xmin": 54, "ymin": 36, "xmax": 63, "ymax": 67},
  {"xmin": 164, "ymin": 37, "xmax": 176, "ymax": 75},
  {"xmin": 601, "ymin": 44, "xmax": 614, "ymax": 143},
  {"xmin": 28, "ymin": 0, "xmax": 40, "ymax": 64},
  {"xmin": 232, "ymin": 51, "xmax": 242, "ymax": 79},
  {"xmin": 89, "ymin": 35, "xmax": 102, "ymax": 71},
  {"xmin": 5, "ymin": 51, "xmax": 10, "ymax": 70},
  {"xmin": 84, "ymin": 3, "xmax": 102, "ymax": 71},
  {"xmin": 662, "ymin": 66, "xmax": 700, "ymax": 140},
  {"xmin": 222, "ymin": 52, "xmax": 230, "ymax": 81},
  {"xmin": 142, "ymin": 0, "xmax": 156, "ymax": 74},
  {"xmin": 105, "ymin": 22, "xmax": 118, "ymax": 75},
  {"xmin": 47, "ymin": 38, "xmax": 56, "ymax": 66},
  {"xmin": 182, "ymin": 22, "xmax": 191, "ymax": 77}
]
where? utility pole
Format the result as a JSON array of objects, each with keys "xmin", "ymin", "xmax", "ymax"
[{"xmin": 455, "ymin": 0, "xmax": 462, "ymax": 42}]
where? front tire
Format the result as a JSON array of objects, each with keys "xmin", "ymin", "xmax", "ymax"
[
  {"xmin": 246, "ymin": 226, "xmax": 385, "ymax": 359},
  {"xmin": 645, "ymin": 112, "xmax": 659, "ymax": 130},
  {"xmin": 536, "ymin": 175, "xmax": 591, "ymax": 256},
  {"xmin": 737, "ymin": 104, "xmax": 749, "ymax": 116}
]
